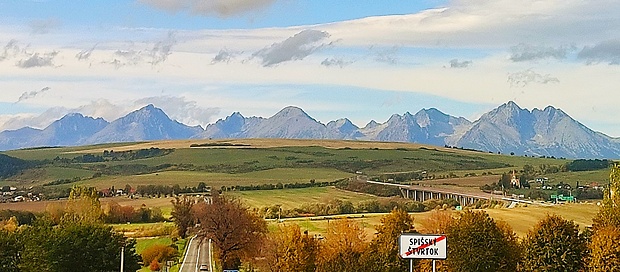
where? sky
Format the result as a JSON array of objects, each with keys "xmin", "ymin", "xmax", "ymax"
[{"xmin": 1, "ymin": 0, "xmax": 620, "ymax": 136}]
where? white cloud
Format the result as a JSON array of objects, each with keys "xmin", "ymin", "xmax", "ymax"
[
  {"xmin": 509, "ymin": 43, "xmax": 573, "ymax": 62},
  {"xmin": 133, "ymin": 96, "xmax": 220, "ymax": 127},
  {"xmin": 578, "ymin": 40, "xmax": 620, "ymax": 65},
  {"xmin": 16, "ymin": 51, "xmax": 59, "ymax": 68},
  {"xmin": 76, "ymin": 44, "xmax": 96, "ymax": 60},
  {"xmin": 2, "ymin": 0, "xmax": 620, "ymax": 135},
  {"xmin": 370, "ymin": 46, "xmax": 399, "ymax": 65},
  {"xmin": 0, "ymin": 40, "xmax": 21, "ymax": 61},
  {"xmin": 0, "ymin": 107, "xmax": 68, "ymax": 131},
  {"xmin": 252, "ymin": 29, "xmax": 332, "ymax": 67},
  {"xmin": 507, "ymin": 69, "xmax": 560, "ymax": 87},
  {"xmin": 449, "ymin": 59, "xmax": 472, "ymax": 68},
  {"xmin": 322, "ymin": 0, "xmax": 620, "ymax": 48},
  {"xmin": 138, "ymin": 0, "xmax": 278, "ymax": 17},
  {"xmin": 29, "ymin": 18, "xmax": 61, "ymax": 35},
  {"xmin": 211, "ymin": 48, "xmax": 240, "ymax": 64},
  {"xmin": 321, "ymin": 57, "xmax": 354, "ymax": 68},
  {"xmin": 16, "ymin": 87, "xmax": 51, "ymax": 103}
]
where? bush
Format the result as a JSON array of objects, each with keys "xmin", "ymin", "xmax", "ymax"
[{"xmin": 141, "ymin": 244, "xmax": 179, "ymax": 268}]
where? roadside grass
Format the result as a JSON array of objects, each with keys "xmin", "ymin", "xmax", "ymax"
[
  {"xmin": 112, "ymin": 222, "xmax": 176, "ymax": 238},
  {"xmin": 227, "ymin": 186, "xmax": 384, "ymax": 210},
  {"xmin": 135, "ymin": 236, "xmax": 174, "ymax": 254}
]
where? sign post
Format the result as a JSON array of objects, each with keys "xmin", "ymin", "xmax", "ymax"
[{"xmin": 399, "ymin": 233, "xmax": 447, "ymax": 272}]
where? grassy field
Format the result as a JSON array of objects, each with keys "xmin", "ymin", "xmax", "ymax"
[
  {"xmin": 227, "ymin": 187, "xmax": 384, "ymax": 210},
  {"xmin": 75, "ymin": 168, "xmax": 353, "ymax": 189},
  {"xmin": 0, "ymin": 196, "xmax": 179, "ymax": 217},
  {"xmin": 1, "ymin": 139, "xmax": 575, "ymax": 190},
  {"xmin": 485, "ymin": 202, "xmax": 598, "ymax": 236},
  {"xmin": 274, "ymin": 203, "xmax": 599, "ymax": 239}
]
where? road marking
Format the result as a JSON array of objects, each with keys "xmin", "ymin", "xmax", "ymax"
[
  {"xmin": 179, "ymin": 235, "xmax": 197, "ymax": 272},
  {"xmin": 196, "ymin": 242, "xmax": 201, "ymax": 272}
]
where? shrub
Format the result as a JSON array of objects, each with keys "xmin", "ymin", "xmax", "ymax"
[{"xmin": 141, "ymin": 244, "xmax": 179, "ymax": 266}]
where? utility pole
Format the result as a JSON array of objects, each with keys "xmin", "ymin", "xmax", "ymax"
[{"xmin": 120, "ymin": 246, "xmax": 124, "ymax": 272}]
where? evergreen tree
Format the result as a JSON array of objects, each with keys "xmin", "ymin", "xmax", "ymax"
[
  {"xmin": 521, "ymin": 214, "xmax": 587, "ymax": 272},
  {"xmin": 444, "ymin": 210, "xmax": 518, "ymax": 272}
]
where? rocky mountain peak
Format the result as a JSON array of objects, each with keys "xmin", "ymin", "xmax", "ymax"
[{"xmin": 272, "ymin": 106, "xmax": 311, "ymax": 119}]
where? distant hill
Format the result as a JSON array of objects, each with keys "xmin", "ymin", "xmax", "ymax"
[
  {"xmin": 0, "ymin": 154, "xmax": 32, "ymax": 179},
  {"xmin": 1, "ymin": 102, "xmax": 619, "ymax": 159}
]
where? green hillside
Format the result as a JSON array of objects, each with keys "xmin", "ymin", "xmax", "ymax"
[{"xmin": 0, "ymin": 139, "xmax": 607, "ymax": 200}]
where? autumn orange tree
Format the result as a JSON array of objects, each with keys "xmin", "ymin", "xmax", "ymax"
[
  {"xmin": 416, "ymin": 210, "xmax": 454, "ymax": 271},
  {"xmin": 588, "ymin": 226, "xmax": 620, "ymax": 271},
  {"xmin": 259, "ymin": 224, "xmax": 318, "ymax": 272},
  {"xmin": 141, "ymin": 244, "xmax": 179, "ymax": 269},
  {"xmin": 588, "ymin": 163, "xmax": 620, "ymax": 271},
  {"xmin": 592, "ymin": 162, "xmax": 620, "ymax": 229},
  {"xmin": 193, "ymin": 193, "xmax": 267, "ymax": 270},
  {"xmin": 316, "ymin": 218, "xmax": 367, "ymax": 272},
  {"xmin": 361, "ymin": 208, "xmax": 415, "ymax": 272}
]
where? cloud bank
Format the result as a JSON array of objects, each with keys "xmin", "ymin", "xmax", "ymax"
[{"xmin": 578, "ymin": 40, "xmax": 620, "ymax": 65}]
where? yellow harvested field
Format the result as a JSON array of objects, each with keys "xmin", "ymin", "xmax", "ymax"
[
  {"xmin": 271, "ymin": 203, "xmax": 598, "ymax": 239},
  {"xmin": 0, "ymin": 196, "xmax": 179, "ymax": 213},
  {"xmin": 68, "ymin": 138, "xmax": 468, "ymax": 153}
]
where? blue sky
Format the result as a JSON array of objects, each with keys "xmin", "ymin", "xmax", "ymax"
[
  {"xmin": 0, "ymin": 1, "xmax": 444, "ymax": 29},
  {"xmin": 1, "ymin": 0, "xmax": 620, "ymax": 136}
]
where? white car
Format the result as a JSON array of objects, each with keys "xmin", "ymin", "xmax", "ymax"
[{"xmin": 199, "ymin": 264, "xmax": 209, "ymax": 271}]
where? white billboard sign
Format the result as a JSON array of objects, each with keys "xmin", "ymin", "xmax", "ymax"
[{"xmin": 398, "ymin": 233, "xmax": 447, "ymax": 259}]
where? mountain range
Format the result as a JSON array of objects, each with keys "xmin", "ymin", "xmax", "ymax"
[{"xmin": 1, "ymin": 101, "xmax": 619, "ymax": 159}]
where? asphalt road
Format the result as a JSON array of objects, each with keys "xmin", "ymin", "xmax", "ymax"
[{"xmin": 179, "ymin": 236, "xmax": 212, "ymax": 272}]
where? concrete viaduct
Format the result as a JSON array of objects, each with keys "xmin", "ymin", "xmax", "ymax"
[{"xmin": 366, "ymin": 180, "xmax": 534, "ymax": 206}]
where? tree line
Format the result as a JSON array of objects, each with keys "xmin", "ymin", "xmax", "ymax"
[
  {"xmin": 256, "ymin": 197, "xmax": 460, "ymax": 219},
  {"xmin": 0, "ymin": 186, "xmax": 141, "ymax": 272},
  {"xmin": 170, "ymin": 191, "xmax": 620, "ymax": 272}
]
